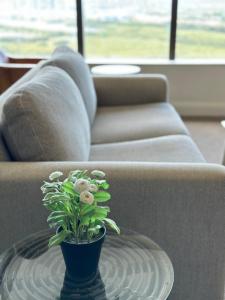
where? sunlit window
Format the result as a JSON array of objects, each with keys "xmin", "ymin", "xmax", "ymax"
[
  {"xmin": 83, "ymin": 0, "xmax": 171, "ymax": 59},
  {"xmin": 1, "ymin": 0, "xmax": 225, "ymax": 60},
  {"xmin": 177, "ymin": 0, "xmax": 225, "ymax": 58},
  {"xmin": 0, "ymin": 0, "xmax": 77, "ymax": 57}
]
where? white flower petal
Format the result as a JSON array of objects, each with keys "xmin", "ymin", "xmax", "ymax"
[
  {"xmin": 91, "ymin": 170, "xmax": 106, "ymax": 178},
  {"xmin": 89, "ymin": 184, "xmax": 98, "ymax": 193},
  {"xmin": 80, "ymin": 191, "xmax": 94, "ymax": 205},
  {"xmin": 74, "ymin": 179, "xmax": 90, "ymax": 193},
  {"xmin": 49, "ymin": 171, "xmax": 63, "ymax": 181}
]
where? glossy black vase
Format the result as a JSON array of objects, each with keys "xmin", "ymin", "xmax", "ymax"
[
  {"xmin": 60, "ymin": 270, "xmax": 107, "ymax": 300},
  {"xmin": 60, "ymin": 226, "xmax": 106, "ymax": 283}
]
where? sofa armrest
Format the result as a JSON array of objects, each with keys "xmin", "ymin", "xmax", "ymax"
[
  {"xmin": 0, "ymin": 161, "xmax": 225, "ymax": 300},
  {"xmin": 93, "ymin": 74, "xmax": 168, "ymax": 106}
]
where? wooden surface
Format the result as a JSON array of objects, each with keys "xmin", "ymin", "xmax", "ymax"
[{"xmin": 0, "ymin": 57, "xmax": 42, "ymax": 94}]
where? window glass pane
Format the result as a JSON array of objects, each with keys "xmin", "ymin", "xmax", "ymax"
[
  {"xmin": 0, "ymin": 0, "xmax": 77, "ymax": 57},
  {"xmin": 83, "ymin": 0, "xmax": 171, "ymax": 59},
  {"xmin": 177, "ymin": 0, "xmax": 225, "ymax": 58}
]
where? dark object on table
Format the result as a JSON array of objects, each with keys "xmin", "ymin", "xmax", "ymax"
[
  {"xmin": 60, "ymin": 270, "xmax": 106, "ymax": 300},
  {"xmin": 59, "ymin": 225, "xmax": 106, "ymax": 283}
]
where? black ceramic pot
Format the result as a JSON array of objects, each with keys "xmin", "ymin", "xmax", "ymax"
[{"xmin": 59, "ymin": 226, "xmax": 106, "ymax": 283}]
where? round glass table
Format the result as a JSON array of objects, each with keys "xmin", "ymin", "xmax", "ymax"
[{"xmin": 0, "ymin": 229, "xmax": 174, "ymax": 300}]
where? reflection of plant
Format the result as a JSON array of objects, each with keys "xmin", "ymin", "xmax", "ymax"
[{"xmin": 41, "ymin": 170, "xmax": 120, "ymax": 247}]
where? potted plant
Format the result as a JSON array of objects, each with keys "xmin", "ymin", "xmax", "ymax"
[{"xmin": 41, "ymin": 169, "xmax": 120, "ymax": 283}]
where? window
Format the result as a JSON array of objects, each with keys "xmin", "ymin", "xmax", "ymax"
[
  {"xmin": 1, "ymin": 0, "xmax": 225, "ymax": 60},
  {"xmin": 83, "ymin": 0, "xmax": 171, "ymax": 59},
  {"xmin": 176, "ymin": 0, "xmax": 225, "ymax": 58},
  {"xmin": 0, "ymin": 0, "xmax": 77, "ymax": 57}
]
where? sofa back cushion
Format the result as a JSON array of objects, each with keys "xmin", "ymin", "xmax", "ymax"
[
  {"xmin": 0, "ymin": 61, "xmax": 47, "ymax": 161},
  {"xmin": 2, "ymin": 66, "xmax": 90, "ymax": 161},
  {"xmin": 0, "ymin": 137, "xmax": 11, "ymax": 161},
  {"xmin": 44, "ymin": 46, "xmax": 97, "ymax": 124}
]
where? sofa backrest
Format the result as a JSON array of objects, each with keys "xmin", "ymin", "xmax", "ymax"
[
  {"xmin": 2, "ymin": 66, "xmax": 90, "ymax": 161},
  {"xmin": 43, "ymin": 46, "xmax": 97, "ymax": 125},
  {"xmin": 0, "ymin": 60, "xmax": 46, "ymax": 161},
  {"xmin": 0, "ymin": 46, "xmax": 96, "ymax": 161}
]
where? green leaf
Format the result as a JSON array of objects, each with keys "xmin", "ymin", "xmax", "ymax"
[
  {"xmin": 48, "ymin": 218, "xmax": 65, "ymax": 228},
  {"xmin": 48, "ymin": 230, "xmax": 70, "ymax": 247},
  {"xmin": 80, "ymin": 216, "xmax": 91, "ymax": 226},
  {"xmin": 44, "ymin": 200, "xmax": 67, "ymax": 211},
  {"xmin": 98, "ymin": 206, "xmax": 110, "ymax": 212},
  {"xmin": 94, "ymin": 191, "xmax": 111, "ymax": 202},
  {"xmin": 47, "ymin": 214, "xmax": 67, "ymax": 223},
  {"xmin": 62, "ymin": 181, "xmax": 75, "ymax": 196},
  {"xmin": 80, "ymin": 205, "xmax": 95, "ymax": 216},
  {"xmin": 101, "ymin": 182, "xmax": 110, "ymax": 190},
  {"xmin": 47, "ymin": 211, "xmax": 69, "ymax": 225},
  {"xmin": 88, "ymin": 225, "xmax": 101, "ymax": 235},
  {"xmin": 43, "ymin": 193, "xmax": 70, "ymax": 203},
  {"xmin": 95, "ymin": 206, "xmax": 109, "ymax": 213},
  {"xmin": 104, "ymin": 218, "xmax": 120, "ymax": 234},
  {"xmin": 42, "ymin": 181, "xmax": 60, "ymax": 188},
  {"xmin": 69, "ymin": 170, "xmax": 82, "ymax": 177},
  {"xmin": 48, "ymin": 210, "xmax": 68, "ymax": 216},
  {"xmin": 71, "ymin": 170, "xmax": 88, "ymax": 179},
  {"xmin": 95, "ymin": 180, "xmax": 106, "ymax": 184},
  {"xmin": 93, "ymin": 207, "xmax": 109, "ymax": 220},
  {"xmin": 43, "ymin": 192, "xmax": 56, "ymax": 200},
  {"xmin": 78, "ymin": 170, "xmax": 88, "ymax": 177}
]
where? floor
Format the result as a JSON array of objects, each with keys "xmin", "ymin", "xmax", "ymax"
[{"xmin": 183, "ymin": 118, "xmax": 225, "ymax": 164}]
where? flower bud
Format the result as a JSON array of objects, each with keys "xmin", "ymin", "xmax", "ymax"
[
  {"xmin": 74, "ymin": 179, "xmax": 90, "ymax": 193},
  {"xmin": 49, "ymin": 171, "xmax": 63, "ymax": 181},
  {"xmin": 89, "ymin": 184, "xmax": 98, "ymax": 193},
  {"xmin": 80, "ymin": 191, "xmax": 94, "ymax": 205},
  {"xmin": 91, "ymin": 170, "xmax": 105, "ymax": 178}
]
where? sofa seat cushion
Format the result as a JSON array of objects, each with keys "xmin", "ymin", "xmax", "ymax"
[
  {"xmin": 2, "ymin": 66, "xmax": 90, "ymax": 161},
  {"xmin": 44, "ymin": 46, "xmax": 97, "ymax": 124},
  {"xmin": 91, "ymin": 102, "xmax": 189, "ymax": 144},
  {"xmin": 90, "ymin": 135, "xmax": 205, "ymax": 163}
]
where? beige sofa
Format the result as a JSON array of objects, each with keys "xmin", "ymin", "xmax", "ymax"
[{"xmin": 0, "ymin": 46, "xmax": 225, "ymax": 300}]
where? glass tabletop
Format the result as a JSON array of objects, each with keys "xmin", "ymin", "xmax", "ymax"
[
  {"xmin": 91, "ymin": 65, "xmax": 141, "ymax": 75},
  {"xmin": 0, "ymin": 229, "xmax": 174, "ymax": 300}
]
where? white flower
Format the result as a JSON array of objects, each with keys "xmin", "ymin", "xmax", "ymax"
[
  {"xmin": 49, "ymin": 171, "xmax": 63, "ymax": 181},
  {"xmin": 89, "ymin": 184, "xmax": 98, "ymax": 193},
  {"xmin": 91, "ymin": 170, "xmax": 105, "ymax": 178},
  {"xmin": 74, "ymin": 179, "xmax": 90, "ymax": 193},
  {"xmin": 80, "ymin": 191, "xmax": 94, "ymax": 205}
]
